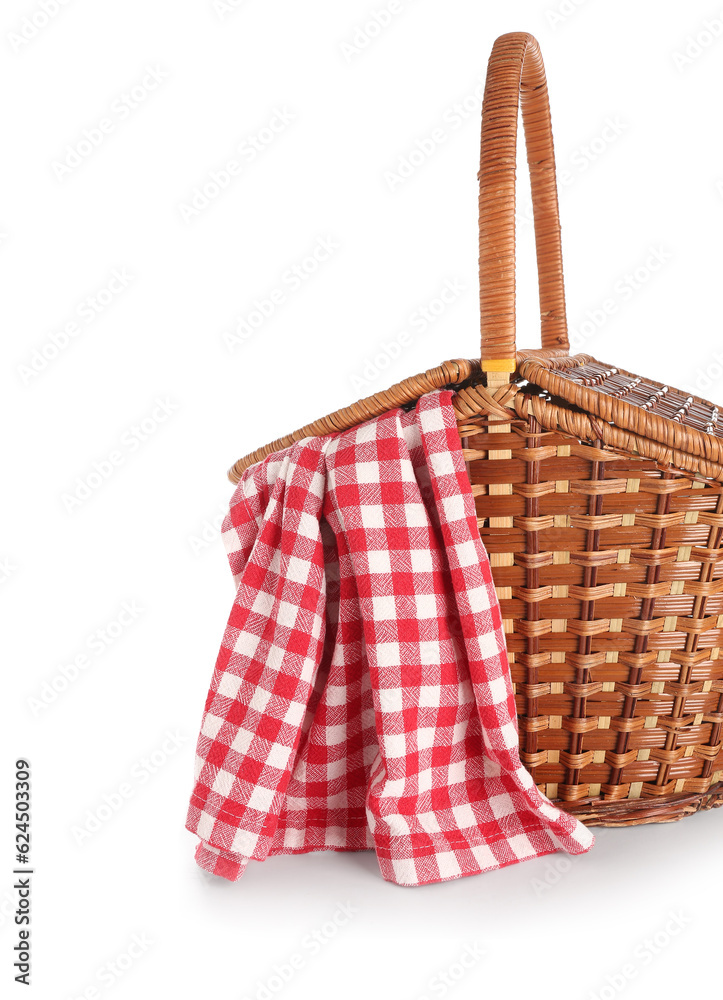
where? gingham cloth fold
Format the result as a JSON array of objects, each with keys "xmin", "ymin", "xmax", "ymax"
[{"xmin": 186, "ymin": 390, "xmax": 594, "ymax": 885}]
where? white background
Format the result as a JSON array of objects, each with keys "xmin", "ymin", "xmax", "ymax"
[{"xmin": 3, "ymin": 0, "xmax": 723, "ymax": 997}]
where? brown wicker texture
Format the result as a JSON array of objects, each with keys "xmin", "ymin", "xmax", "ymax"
[
  {"xmin": 462, "ymin": 379, "xmax": 723, "ymax": 816},
  {"xmin": 227, "ymin": 33, "xmax": 723, "ymax": 825}
]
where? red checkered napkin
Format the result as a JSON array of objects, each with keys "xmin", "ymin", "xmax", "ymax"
[{"xmin": 186, "ymin": 391, "xmax": 594, "ymax": 885}]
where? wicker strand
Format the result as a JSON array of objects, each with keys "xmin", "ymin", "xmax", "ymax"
[
  {"xmin": 519, "ymin": 415, "xmax": 544, "ymax": 775},
  {"xmin": 560, "ymin": 459, "xmax": 605, "ymax": 802},
  {"xmin": 604, "ymin": 476, "xmax": 672, "ymax": 798}
]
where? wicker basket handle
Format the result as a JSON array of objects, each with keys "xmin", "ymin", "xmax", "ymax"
[{"xmin": 479, "ymin": 32, "xmax": 569, "ymax": 375}]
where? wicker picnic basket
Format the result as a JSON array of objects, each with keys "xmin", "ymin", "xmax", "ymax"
[{"xmin": 227, "ymin": 32, "xmax": 723, "ymax": 827}]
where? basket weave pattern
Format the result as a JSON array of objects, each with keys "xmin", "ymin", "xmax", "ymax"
[{"xmin": 462, "ymin": 381, "xmax": 723, "ymax": 822}]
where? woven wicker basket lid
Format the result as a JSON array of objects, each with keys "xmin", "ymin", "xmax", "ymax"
[{"xmin": 519, "ymin": 353, "xmax": 723, "ymax": 474}]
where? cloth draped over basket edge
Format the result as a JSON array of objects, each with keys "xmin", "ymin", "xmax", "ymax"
[{"xmin": 186, "ymin": 390, "xmax": 594, "ymax": 886}]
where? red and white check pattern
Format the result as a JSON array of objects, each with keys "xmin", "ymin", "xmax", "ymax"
[{"xmin": 186, "ymin": 391, "xmax": 594, "ymax": 885}]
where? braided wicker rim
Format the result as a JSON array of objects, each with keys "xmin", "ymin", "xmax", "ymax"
[
  {"xmin": 228, "ymin": 360, "xmax": 480, "ymax": 483},
  {"xmin": 564, "ymin": 779, "xmax": 723, "ymax": 826},
  {"xmin": 230, "ymin": 360, "xmax": 723, "ymax": 485}
]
